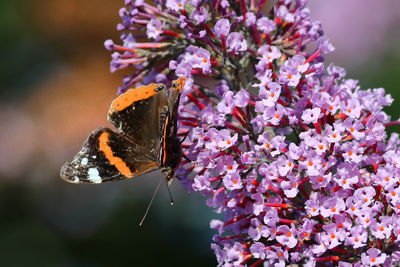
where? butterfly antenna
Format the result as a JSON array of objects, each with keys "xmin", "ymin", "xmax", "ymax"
[
  {"xmin": 139, "ymin": 177, "xmax": 163, "ymax": 226},
  {"xmin": 164, "ymin": 178, "xmax": 174, "ymax": 206}
]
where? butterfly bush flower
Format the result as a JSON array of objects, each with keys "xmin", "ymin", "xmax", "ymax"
[{"xmin": 106, "ymin": 0, "xmax": 400, "ymax": 265}]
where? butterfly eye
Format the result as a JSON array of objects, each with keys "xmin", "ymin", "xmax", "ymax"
[
  {"xmin": 172, "ymin": 83, "xmax": 178, "ymax": 88},
  {"xmin": 155, "ymin": 85, "xmax": 165, "ymax": 92}
]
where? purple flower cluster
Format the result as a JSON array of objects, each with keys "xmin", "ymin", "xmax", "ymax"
[{"xmin": 106, "ymin": 0, "xmax": 400, "ymax": 265}]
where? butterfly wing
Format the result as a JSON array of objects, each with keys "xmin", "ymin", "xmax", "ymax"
[
  {"xmin": 159, "ymin": 78, "xmax": 186, "ymax": 182},
  {"xmin": 107, "ymin": 83, "xmax": 169, "ymax": 159},
  {"xmin": 60, "ymin": 127, "xmax": 159, "ymax": 184}
]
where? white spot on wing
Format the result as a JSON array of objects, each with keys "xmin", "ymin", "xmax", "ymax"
[
  {"xmin": 81, "ymin": 158, "xmax": 88, "ymax": 165},
  {"xmin": 73, "ymin": 176, "xmax": 80, "ymax": 183},
  {"xmin": 88, "ymin": 168, "xmax": 102, "ymax": 183},
  {"xmin": 92, "ymin": 155, "xmax": 97, "ymax": 159}
]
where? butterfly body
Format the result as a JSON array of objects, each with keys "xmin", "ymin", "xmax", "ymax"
[{"xmin": 60, "ymin": 78, "xmax": 186, "ymax": 184}]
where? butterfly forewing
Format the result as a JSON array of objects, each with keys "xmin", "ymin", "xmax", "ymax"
[{"xmin": 60, "ymin": 128, "xmax": 159, "ymax": 183}]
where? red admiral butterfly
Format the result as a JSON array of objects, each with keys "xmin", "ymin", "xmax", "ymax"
[{"xmin": 60, "ymin": 78, "xmax": 186, "ymax": 185}]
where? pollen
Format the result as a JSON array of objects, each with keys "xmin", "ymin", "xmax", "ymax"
[
  {"xmin": 286, "ymin": 231, "xmax": 292, "ymax": 237},
  {"xmin": 275, "ymin": 114, "xmax": 281, "ymax": 119},
  {"xmin": 385, "ymin": 176, "xmax": 390, "ymax": 181},
  {"xmin": 318, "ymin": 177, "xmax": 324, "ymax": 182},
  {"xmin": 287, "ymin": 74, "xmax": 292, "ymax": 79},
  {"xmin": 227, "ymin": 165, "xmax": 233, "ymax": 170},
  {"xmin": 350, "ymin": 127, "xmax": 355, "ymax": 132},
  {"xmin": 178, "ymin": 3, "xmax": 183, "ymax": 7},
  {"xmin": 226, "ymin": 140, "xmax": 231, "ymax": 145},
  {"xmin": 233, "ymin": 179, "xmax": 238, "ymax": 184},
  {"xmin": 332, "ymin": 133, "xmax": 337, "ymax": 138},
  {"xmin": 370, "ymin": 257, "xmax": 376, "ymax": 263},
  {"xmin": 354, "ymin": 237, "xmax": 360, "ymax": 242},
  {"xmin": 331, "ymin": 208, "xmax": 337, "ymax": 212},
  {"xmin": 330, "ymin": 234, "xmax": 336, "ymax": 239},
  {"xmin": 379, "ymin": 226, "xmax": 385, "ymax": 231},
  {"xmin": 270, "ymin": 93, "xmax": 275, "ymax": 97},
  {"xmin": 265, "ymin": 143, "xmax": 271, "ymax": 149},
  {"xmin": 308, "ymin": 161, "xmax": 313, "ymax": 166},
  {"xmin": 348, "ymin": 151, "xmax": 353, "ymax": 155},
  {"xmin": 202, "ymin": 58, "xmax": 208, "ymax": 63},
  {"xmin": 318, "ymin": 145, "xmax": 324, "ymax": 150},
  {"xmin": 328, "ymin": 105, "xmax": 333, "ymax": 110}
]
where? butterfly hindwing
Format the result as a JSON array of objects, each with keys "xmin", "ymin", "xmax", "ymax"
[
  {"xmin": 159, "ymin": 78, "xmax": 186, "ymax": 181},
  {"xmin": 60, "ymin": 127, "xmax": 159, "ymax": 184},
  {"xmin": 107, "ymin": 83, "xmax": 169, "ymax": 158}
]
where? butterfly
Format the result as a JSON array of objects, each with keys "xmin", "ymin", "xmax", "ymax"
[{"xmin": 60, "ymin": 78, "xmax": 186, "ymax": 185}]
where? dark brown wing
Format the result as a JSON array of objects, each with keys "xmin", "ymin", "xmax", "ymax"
[
  {"xmin": 60, "ymin": 127, "xmax": 159, "ymax": 184},
  {"xmin": 160, "ymin": 78, "xmax": 186, "ymax": 182},
  {"xmin": 107, "ymin": 83, "xmax": 169, "ymax": 159}
]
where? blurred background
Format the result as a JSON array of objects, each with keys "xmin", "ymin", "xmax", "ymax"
[{"xmin": 0, "ymin": 0, "xmax": 399, "ymax": 266}]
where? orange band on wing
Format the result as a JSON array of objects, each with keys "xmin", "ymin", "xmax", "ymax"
[
  {"xmin": 108, "ymin": 83, "xmax": 163, "ymax": 114},
  {"xmin": 99, "ymin": 132, "xmax": 133, "ymax": 177},
  {"xmin": 162, "ymin": 115, "xmax": 169, "ymax": 165},
  {"xmin": 171, "ymin": 77, "xmax": 186, "ymax": 93}
]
